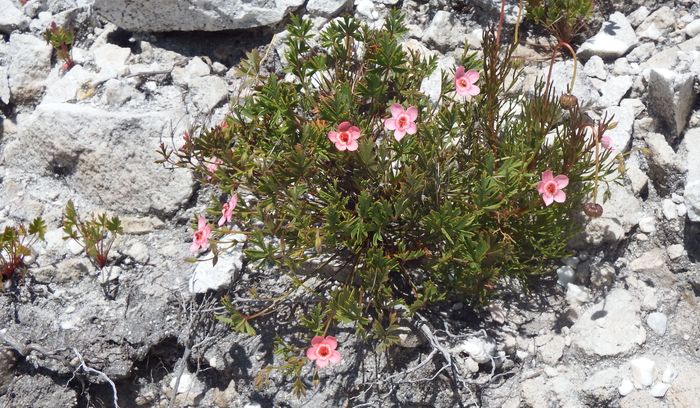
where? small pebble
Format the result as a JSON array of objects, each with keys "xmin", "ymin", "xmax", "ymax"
[
  {"xmin": 619, "ymin": 378, "xmax": 635, "ymax": 396},
  {"xmin": 646, "ymin": 312, "xmax": 668, "ymax": 336}
]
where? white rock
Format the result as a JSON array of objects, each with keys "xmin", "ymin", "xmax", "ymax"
[
  {"xmin": 627, "ymin": 6, "xmax": 650, "ymax": 28},
  {"xmin": 7, "ymin": 33, "xmax": 53, "ymax": 102},
  {"xmin": 626, "ymin": 156, "xmax": 648, "ymax": 195},
  {"xmin": 646, "ymin": 312, "xmax": 667, "ymax": 336},
  {"xmin": 661, "ymin": 365, "xmax": 677, "ymax": 383},
  {"xmin": 125, "ymin": 241, "xmax": 149, "ymax": 264},
  {"xmin": 0, "ymin": 66, "xmax": 10, "ymax": 104},
  {"xmin": 188, "ymin": 75, "xmax": 229, "ymax": 112},
  {"xmin": 571, "ymin": 289, "xmax": 646, "ymax": 357},
  {"xmin": 646, "ymin": 133, "xmax": 682, "ymax": 183},
  {"xmin": 578, "ymin": 12, "xmax": 638, "ymax": 60},
  {"xmin": 94, "ymin": 0, "xmax": 305, "ymax": 31},
  {"xmin": 189, "ymin": 236, "xmax": 244, "ymax": 293},
  {"xmin": 549, "ymin": 60, "xmax": 599, "ymax": 108},
  {"xmin": 566, "ymin": 283, "xmax": 589, "ymax": 305},
  {"xmin": 452, "ymin": 338, "xmax": 496, "ymax": 364},
  {"xmin": 630, "ymin": 357, "xmax": 655, "ymax": 388},
  {"xmin": 600, "ymin": 75, "xmax": 632, "ymax": 108},
  {"xmin": 355, "ymin": 0, "xmax": 378, "ymax": 20},
  {"xmin": 677, "ymin": 203, "xmax": 687, "ymax": 217},
  {"xmin": 685, "ymin": 19, "xmax": 700, "ymax": 37},
  {"xmin": 638, "ymin": 216, "xmax": 655, "ymax": 234},
  {"xmin": 619, "ymin": 378, "xmax": 635, "ymax": 396},
  {"xmin": 584, "ymin": 55, "xmax": 607, "ymax": 80},
  {"xmin": 307, "ymin": 0, "xmax": 352, "ymax": 18},
  {"xmin": 0, "ymin": 0, "xmax": 29, "ymax": 33},
  {"xmin": 466, "ymin": 28, "xmax": 483, "ymax": 49},
  {"xmin": 92, "ymin": 44, "xmax": 131, "ymax": 76},
  {"xmin": 43, "ymin": 65, "xmax": 101, "ymax": 104},
  {"xmin": 244, "ymin": 403, "xmax": 262, "ymax": 408},
  {"xmin": 683, "ymin": 128, "xmax": 700, "ymax": 221},
  {"xmin": 647, "ymin": 69, "xmax": 695, "ymax": 136},
  {"xmin": 637, "ymin": 6, "xmax": 675, "ymax": 39},
  {"xmin": 172, "ymin": 57, "xmax": 211, "ymax": 85},
  {"xmin": 666, "ymin": 244, "xmax": 684, "ymax": 261},
  {"xmin": 4, "ymin": 101, "xmax": 194, "ymax": 215},
  {"xmin": 590, "ymin": 263, "xmax": 616, "ymax": 288},
  {"xmin": 661, "ymin": 199, "xmax": 677, "ymax": 220},
  {"xmin": 423, "ymin": 11, "xmax": 466, "ymax": 51},
  {"xmin": 649, "ymin": 382, "xmax": 670, "ymax": 398},
  {"xmin": 556, "ymin": 265, "xmax": 575, "ymax": 287},
  {"xmin": 419, "ymin": 54, "xmax": 453, "ymax": 103},
  {"xmin": 102, "ymin": 78, "xmax": 139, "ymax": 106}
]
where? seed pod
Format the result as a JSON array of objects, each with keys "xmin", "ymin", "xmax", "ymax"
[
  {"xmin": 583, "ymin": 202, "xmax": 603, "ymax": 218},
  {"xmin": 559, "ymin": 93, "xmax": 578, "ymax": 110}
]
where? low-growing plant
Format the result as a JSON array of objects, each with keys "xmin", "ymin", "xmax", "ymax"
[
  {"xmin": 527, "ymin": 0, "xmax": 594, "ymax": 44},
  {"xmin": 62, "ymin": 200, "xmax": 122, "ymax": 270},
  {"xmin": 44, "ymin": 21, "xmax": 74, "ymax": 70},
  {"xmin": 160, "ymin": 9, "xmax": 618, "ymax": 395},
  {"xmin": 0, "ymin": 218, "xmax": 46, "ymax": 286}
]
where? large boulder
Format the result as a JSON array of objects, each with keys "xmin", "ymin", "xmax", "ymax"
[
  {"xmin": 93, "ymin": 0, "xmax": 305, "ymax": 32},
  {"xmin": 3, "ymin": 99, "xmax": 194, "ymax": 216}
]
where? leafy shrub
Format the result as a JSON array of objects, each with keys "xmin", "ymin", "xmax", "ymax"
[
  {"xmin": 527, "ymin": 0, "xmax": 594, "ymax": 43},
  {"xmin": 160, "ymin": 10, "xmax": 618, "ymax": 394},
  {"xmin": 44, "ymin": 22, "xmax": 74, "ymax": 70},
  {"xmin": 0, "ymin": 218, "xmax": 46, "ymax": 285},
  {"xmin": 62, "ymin": 200, "xmax": 122, "ymax": 270}
]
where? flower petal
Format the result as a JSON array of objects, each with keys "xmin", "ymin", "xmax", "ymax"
[
  {"xmin": 542, "ymin": 193, "xmax": 554, "ymax": 206},
  {"xmin": 455, "ymin": 66, "xmax": 465, "ymax": 78},
  {"xmin": 465, "ymin": 69, "xmax": 480, "ymax": 83},
  {"xmin": 554, "ymin": 190, "xmax": 566, "ymax": 203},
  {"xmin": 338, "ymin": 121, "xmax": 351, "ymax": 131},
  {"xmin": 554, "ymin": 175, "xmax": 569, "ymax": 189},
  {"xmin": 406, "ymin": 122, "xmax": 417, "ymax": 135},
  {"xmin": 406, "ymin": 106, "xmax": 418, "ymax": 121},
  {"xmin": 541, "ymin": 170, "xmax": 553, "ymax": 182},
  {"xmin": 316, "ymin": 358, "xmax": 329, "ymax": 368},
  {"xmin": 197, "ymin": 216, "xmax": 206, "ymax": 229},
  {"xmin": 346, "ymin": 140, "xmax": 358, "ymax": 151},
  {"xmin": 390, "ymin": 103, "xmax": 404, "ymax": 118},
  {"xmin": 329, "ymin": 350, "xmax": 342, "ymax": 363},
  {"xmin": 323, "ymin": 336, "xmax": 338, "ymax": 350},
  {"xmin": 218, "ymin": 215, "xmax": 226, "ymax": 227},
  {"xmin": 394, "ymin": 129, "xmax": 406, "ymax": 141},
  {"xmin": 335, "ymin": 141, "xmax": 347, "ymax": 151},
  {"xmin": 536, "ymin": 181, "xmax": 545, "ymax": 194},
  {"xmin": 311, "ymin": 336, "xmax": 325, "ymax": 346},
  {"xmin": 328, "ymin": 131, "xmax": 338, "ymax": 143},
  {"xmin": 467, "ymin": 85, "xmax": 480, "ymax": 96},
  {"xmin": 306, "ymin": 347, "xmax": 318, "ymax": 361},
  {"xmin": 230, "ymin": 193, "xmax": 238, "ymax": 209},
  {"xmin": 190, "ymin": 242, "xmax": 200, "ymax": 253},
  {"xmin": 349, "ymin": 127, "xmax": 361, "ymax": 140},
  {"xmin": 384, "ymin": 118, "xmax": 396, "ymax": 130}
]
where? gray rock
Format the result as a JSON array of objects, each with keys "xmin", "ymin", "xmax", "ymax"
[
  {"xmin": 7, "ymin": 33, "xmax": 52, "ymax": 102},
  {"xmin": 43, "ymin": 65, "xmax": 100, "ymax": 104},
  {"xmin": 645, "ymin": 132, "xmax": 683, "ymax": 193},
  {"xmin": 625, "ymin": 155, "xmax": 648, "ymax": 195},
  {"xmin": 667, "ymin": 365, "xmax": 700, "ymax": 406},
  {"xmin": 538, "ymin": 335, "xmax": 566, "ymax": 365},
  {"xmin": 420, "ymin": 54, "xmax": 454, "ymax": 103},
  {"xmin": 626, "ymin": 42, "xmax": 655, "ymax": 64},
  {"xmin": 637, "ymin": 6, "xmax": 675, "ymax": 40},
  {"xmin": 603, "ymin": 103, "xmax": 635, "ymax": 152},
  {"xmin": 188, "ymin": 75, "xmax": 229, "ymax": 112},
  {"xmin": 600, "ymin": 75, "xmax": 632, "ymax": 108},
  {"xmin": 0, "ymin": 0, "xmax": 29, "ymax": 33},
  {"xmin": 0, "ymin": 66, "xmax": 9, "ymax": 104},
  {"xmin": 590, "ymin": 263, "xmax": 616, "ymax": 288},
  {"xmin": 556, "ymin": 265, "xmax": 575, "ymax": 286},
  {"xmin": 667, "ymin": 244, "xmax": 684, "ymax": 260},
  {"xmin": 172, "ymin": 57, "xmax": 211, "ymax": 85},
  {"xmin": 549, "ymin": 60, "xmax": 598, "ymax": 108},
  {"xmin": 627, "ymin": 6, "xmax": 650, "ymax": 28},
  {"xmin": 189, "ymin": 237, "xmax": 244, "ymax": 293},
  {"xmin": 646, "ymin": 312, "xmax": 667, "ymax": 336},
  {"xmin": 0, "ymin": 374, "xmax": 77, "ymax": 408},
  {"xmin": 307, "ymin": 0, "xmax": 352, "ymax": 18},
  {"xmin": 685, "ymin": 19, "xmax": 700, "ymax": 38},
  {"xmin": 647, "ymin": 69, "xmax": 695, "ymax": 137},
  {"xmin": 649, "ymin": 382, "xmax": 670, "ymax": 398},
  {"xmin": 571, "ymin": 289, "xmax": 646, "ymax": 357},
  {"xmin": 683, "ymin": 128, "xmax": 700, "ymax": 222},
  {"xmin": 583, "ymin": 55, "xmax": 607, "ymax": 80},
  {"xmin": 94, "ymin": 0, "xmax": 305, "ymax": 31},
  {"xmin": 582, "ymin": 368, "xmax": 621, "ymax": 404},
  {"xmin": 4, "ymin": 101, "xmax": 194, "ymax": 215},
  {"xmin": 92, "ymin": 43, "xmax": 131, "ymax": 76},
  {"xmin": 638, "ymin": 216, "xmax": 655, "ymax": 234},
  {"xmin": 422, "ymin": 11, "xmax": 466, "ymax": 51},
  {"xmin": 578, "ymin": 12, "xmax": 638, "ymax": 60}
]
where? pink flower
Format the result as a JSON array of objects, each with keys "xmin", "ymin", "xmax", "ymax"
[
  {"xmin": 384, "ymin": 104, "xmax": 418, "ymax": 141},
  {"xmin": 218, "ymin": 193, "xmax": 238, "ymax": 226},
  {"xmin": 206, "ymin": 157, "xmax": 222, "ymax": 174},
  {"xmin": 454, "ymin": 66, "xmax": 480, "ymax": 98},
  {"xmin": 327, "ymin": 121, "xmax": 361, "ymax": 151},
  {"xmin": 536, "ymin": 170, "xmax": 569, "ymax": 206},
  {"xmin": 600, "ymin": 135, "xmax": 613, "ymax": 151},
  {"xmin": 306, "ymin": 336, "xmax": 342, "ymax": 368},
  {"xmin": 190, "ymin": 216, "xmax": 212, "ymax": 253}
]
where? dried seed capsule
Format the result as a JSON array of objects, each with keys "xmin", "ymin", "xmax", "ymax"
[
  {"xmin": 559, "ymin": 93, "xmax": 578, "ymax": 110},
  {"xmin": 583, "ymin": 202, "xmax": 603, "ymax": 218}
]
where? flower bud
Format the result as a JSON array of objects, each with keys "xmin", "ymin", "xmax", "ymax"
[
  {"xmin": 583, "ymin": 203, "xmax": 603, "ymax": 218},
  {"xmin": 559, "ymin": 93, "xmax": 578, "ymax": 110}
]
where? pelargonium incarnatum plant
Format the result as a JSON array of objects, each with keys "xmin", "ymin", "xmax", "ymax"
[
  {"xmin": 159, "ymin": 10, "xmax": 619, "ymax": 395},
  {"xmin": 0, "ymin": 218, "xmax": 46, "ymax": 286}
]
